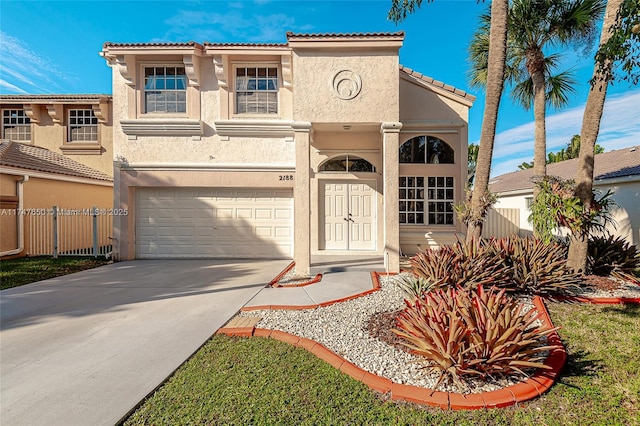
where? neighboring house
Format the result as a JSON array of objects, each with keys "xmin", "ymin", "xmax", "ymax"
[
  {"xmin": 489, "ymin": 146, "xmax": 640, "ymax": 246},
  {"xmin": 100, "ymin": 32, "xmax": 475, "ymax": 273},
  {"xmin": 0, "ymin": 95, "xmax": 114, "ymax": 258},
  {"xmin": 0, "ymin": 95, "xmax": 113, "ymax": 177},
  {"xmin": 0, "ymin": 141, "xmax": 113, "ymax": 257}
]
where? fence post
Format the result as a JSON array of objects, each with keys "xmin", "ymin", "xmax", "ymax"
[
  {"xmin": 52, "ymin": 206, "xmax": 58, "ymax": 259},
  {"xmin": 92, "ymin": 206, "xmax": 98, "ymax": 258}
]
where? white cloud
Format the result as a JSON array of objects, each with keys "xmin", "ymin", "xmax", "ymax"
[
  {"xmin": 0, "ymin": 78, "xmax": 28, "ymax": 94},
  {"xmin": 481, "ymin": 90, "xmax": 640, "ymax": 178},
  {"xmin": 161, "ymin": 9, "xmax": 313, "ymax": 43},
  {"xmin": 0, "ymin": 31, "xmax": 74, "ymax": 94}
]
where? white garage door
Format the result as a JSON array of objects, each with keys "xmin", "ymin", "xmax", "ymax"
[{"xmin": 136, "ymin": 188, "xmax": 293, "ymax": 258}]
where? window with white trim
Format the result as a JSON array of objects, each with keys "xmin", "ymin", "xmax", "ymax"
[
  {"xmin": 144, "ymin": 66, "xmax": 187, "ymax": 113},
  {"xmin": 319, "ymin": 155, "xmax": 375, "ymax": 173},
  {"xmin": 399, "ymin": 135, "xmax": 455, "ymax": 164},
  {"xmin": 235, "ymin": 66, "xmax": 278, "ymax": 114},
  {"xmin": 2, "ymin": 109, "xmax": 31, "ymax": 141},
  {"xmin": 68, "ymin": 109, "xmax": 98, "ymax": 142},
  {"xmin": 400, "ymin": 176, "xmax": 455, "ymax": 225}
]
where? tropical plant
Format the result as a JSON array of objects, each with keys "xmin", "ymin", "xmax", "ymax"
[
  {"xmin": 529, "ymin": 175, "xmax": 615, "ymax": 244},
  {"xmin": 396, "ymin": 274, "xmax": 437, "ymax": 299},
  {"xmin": 394, "ymin": 286, "xmax": 561, "ymax": 392},
  {"xmin": 568, "ymin": 0, "xmax": 626, "ymax": 273},
  {"xmin": 493, "ymin": 236, "xmax": 584, "ymax": 295},
  {"xmin": 588, "ymin": 235, "xmax": 640, "ymax": 283},
  {"xmin": 409, "ymin": 238, "xmax": 506, "ymax": 296},
  {"xmin": 470, "ymin": 0, "xmax": 606, "ymax": 196},
  {"xmin": 517, "ymin": 135, "xmax": 605, "ymax": 169},
  {"xmin": 453, "ymin": 186, "xmax": 497, "ymax": 231}
]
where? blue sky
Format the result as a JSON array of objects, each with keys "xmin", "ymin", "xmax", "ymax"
[{"xmin": 1, "ymin": 0, "xmax": 638, "ymax": 177}]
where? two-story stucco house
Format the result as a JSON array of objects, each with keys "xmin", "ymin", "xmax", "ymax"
[
  {"xmin": 0, "ymin": 95, "xmax": 113, "ymax": 257},
  {"xmin": 101, "ymin": 32, "xmax": 475, "ymax": 274}
]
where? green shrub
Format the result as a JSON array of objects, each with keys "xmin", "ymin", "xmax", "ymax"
[
  {"xmin": 588, "ymin": 235, "xmax": 640, "ymax": 283},
  {"xmin": 394, "ymin": 286, "xmax": 560, "ymax": 392}
]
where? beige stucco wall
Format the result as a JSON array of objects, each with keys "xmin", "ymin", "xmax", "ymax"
[
  {"xmin": 0, "ymin": 175, "xmax": 113, "ymax": 257},
  {"xmin": 0, "ymin": 103, "xmax": 113, "ymax": 177},
  {"xmin": 399, "ymin": 78, "xmax": 469, "ymax": 122},
  {"xmin": 105, "ymin": 39, "xmax": 472, "ymax": 270},
  {"xmin": 292, "ymin": 51, "xmax": 399, "ymax": 123}
]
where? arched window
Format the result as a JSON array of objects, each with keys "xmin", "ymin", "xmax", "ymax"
[
  {"xmin": 399, "ymin": 136, "xmax": 454, "ymax": 164},
  {"xmin": 319, "ymin": 155, "xmax": 375, "ymax": 172}
]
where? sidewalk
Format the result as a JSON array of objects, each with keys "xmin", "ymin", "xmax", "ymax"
[{"xmin": 243, "ymin": 256, "xmax": 387, "ymax": 309}]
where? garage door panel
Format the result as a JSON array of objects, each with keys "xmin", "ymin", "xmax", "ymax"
[{"xmin": 137, "ymin": 188, "xmax": 293, "ymax": 259}]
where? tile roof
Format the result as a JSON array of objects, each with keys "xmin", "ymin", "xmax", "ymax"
[
  {"xmin": 400, "ymin": 65, "xmax": 476, "ymax": 102},
  {"xmin": 102, "ymin": 41, "xmax": 203, "ymax": 49},
  {"xmin": 489, "ymin": 146, "xmax": 640, "ymax": 193},
  {"xmin": 286, "ymin": 31, "xmax": 405, "ymax": 39},
  {"xmin": 0, "ymin": 141, "xmax": 112, "ymax": 182},
  {"xmin": 204, "ymin": 42, "xmax": 288, "ymax": 48},
  {"xmin": 0, "ymin": 94, "xmax": 110, "ymax": 102}
]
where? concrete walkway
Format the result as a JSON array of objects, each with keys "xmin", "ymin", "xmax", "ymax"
[
  {"xmin": 244, "ymin": 256, "xmax": 386, "ymax": 308},
  {"xmin": 0, "ymin": 259, "xmax": 289, "ymax": 426}
]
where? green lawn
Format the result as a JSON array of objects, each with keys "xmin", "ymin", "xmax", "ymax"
[
  {"xmin": 124, "ymin": 302, "xmax": 640, "ymax": 426},
  {"xmin": 0, "ymin": 256, "xmax": 110, "ymax": 290}
]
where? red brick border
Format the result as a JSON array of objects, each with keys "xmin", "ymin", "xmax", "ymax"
[
  {"xmin": 241, "ymin": 271, "xmax": 389, "ymax": 312},
  {"xmin": 220, "ymin": 295, "xmax": 567, "ymax": 409}
]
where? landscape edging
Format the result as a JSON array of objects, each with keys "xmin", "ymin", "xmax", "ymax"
[{"xmin": 220, "ymin": 294, "xmax": 567, "ymax": 410}]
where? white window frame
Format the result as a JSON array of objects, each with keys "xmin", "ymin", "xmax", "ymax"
[
  {"xmin": 233, "ymin": 64, "xmax": 279, "ymax": 115},
  {"xmin": 2, "ymin": 109, "xmax": 31, "ymax": 142},
  {"xmin": 400, "ymin": 176, "xmax": 455, "ymax": 226},
  {"xmin": 68, "ymin": 109, "xmax": 98, "ymax": 142},
  {"xmin": 142, "ymin": 65, "xmax": 188, "ymax": 115}
]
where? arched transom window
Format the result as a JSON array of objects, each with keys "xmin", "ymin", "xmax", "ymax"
[
  {"xmin": 319, "ymin": 155, "xmax": 375, "ymax": 173},
  {"xmin": 399, "ymin": 136, "xmax": 454, "ymax": 164}
]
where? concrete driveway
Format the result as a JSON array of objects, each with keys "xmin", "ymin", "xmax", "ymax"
[{"xmin": 0, "ymin": 259, "xmax": 289, "ymax": 426}]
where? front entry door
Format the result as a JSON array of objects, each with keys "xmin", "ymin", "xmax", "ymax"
[{"xmin": 322, "ymin": 181, "xmax": 376, "ymax": 250}]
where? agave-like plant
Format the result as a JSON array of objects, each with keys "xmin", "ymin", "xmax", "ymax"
[
  {"xmin": 490, "ymin": 237, "xmax": 583, "ymax": 295},
  {"xmin": 588, "ymin": 235, "xmax": 640, "ymax": 284},
  {"xmin": 394, "ymin": 286, "xmax": 561, "ymax": 392},
  {"xmin": 409, "ymin": 238, "xmax": 507, "ymax": 293}
]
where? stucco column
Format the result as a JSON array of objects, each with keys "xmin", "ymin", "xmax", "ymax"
[
  {"xmin": 292, "ymin": 121, "xmax": 312, "ymax": 275},
  {"xmin": 112, "ymin": 160, "xmax": 123, "ymax": 261},
  {"xmin": 381, "ymin": 122, "xmax": 402, "ymax": 272}
]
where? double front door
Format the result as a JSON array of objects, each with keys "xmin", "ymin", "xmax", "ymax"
[{"xmin": 322, "ymin": 181, "xmax": 376, "ymax": 250}]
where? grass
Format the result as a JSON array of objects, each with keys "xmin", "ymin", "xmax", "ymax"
[
  {"xmin": 0, "ymin": 256, "xmax": 109, "ymax": 290},
  {"xmin": 124, "ymin": 302, "xmax": 640, "ymax": 426}
]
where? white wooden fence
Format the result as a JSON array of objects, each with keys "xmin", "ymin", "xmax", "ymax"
[
  {"xmin": 27, "ymin": 206, "xmax": 112, "ymax": 258},
  {"xmin": 482, "ymin": 208, "xmax": 520, "ymax": 239}
]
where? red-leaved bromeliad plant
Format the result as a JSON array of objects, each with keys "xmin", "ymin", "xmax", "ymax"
[{"xmin": 393, "ymin": 286, "xmax": 561, "ymax": 392}]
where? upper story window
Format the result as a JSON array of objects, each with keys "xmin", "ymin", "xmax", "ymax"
[
  {"xmin": 400, "ymin": 135, "xmax": 454, "ymax": 164},
  {"xmin": 319, "ymin": 155, "xmax": 375, "ymax": 173},
  {"xmin": 68, "ymin": 109, "xmax": 98, "ymax": 142},
  {"xmin": 144, "ymin": 66, "xmax": 187, "ymax": 114},
  {"xmin": 2, "ymin": 109, "xmax": 31, "ymax": 141},
  {"xmin": 235, "ymin": 66, "xmax": 278, "ymax": 114}
]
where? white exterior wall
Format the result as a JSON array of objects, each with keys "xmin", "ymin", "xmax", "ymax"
[{"xmin": 494, "ymin": 178, "xmax": 640, "ymax": 245}]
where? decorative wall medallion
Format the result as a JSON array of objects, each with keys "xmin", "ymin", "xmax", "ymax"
[{"xmin": 332, "ymin": 69, "xmax": 362, "ymax": 100}]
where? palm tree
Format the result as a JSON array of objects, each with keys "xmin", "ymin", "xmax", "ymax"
[
  {"xmin": 470, "ymin": 0, "xmax": 606, "ymax": 190},
  {"xmin": 389, "ymin": 0, "xmax": 509, "ymax": 241},
  {"xmin": 568, "ymin": 0, "xmax": 624, "ymax": 273}
]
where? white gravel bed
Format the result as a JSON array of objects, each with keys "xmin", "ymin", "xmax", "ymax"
[
  {"xmin": 239, "ymin": 274, "xmax": 541, "ymax": 394},
  {"xmin": 574, "ymin": 278, "xmax": 640, "ymax": 299}
]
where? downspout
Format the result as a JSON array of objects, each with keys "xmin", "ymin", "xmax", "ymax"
[{"xmin": 1, "ymin": 175, "xmax": 29, "ymax": 257}]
